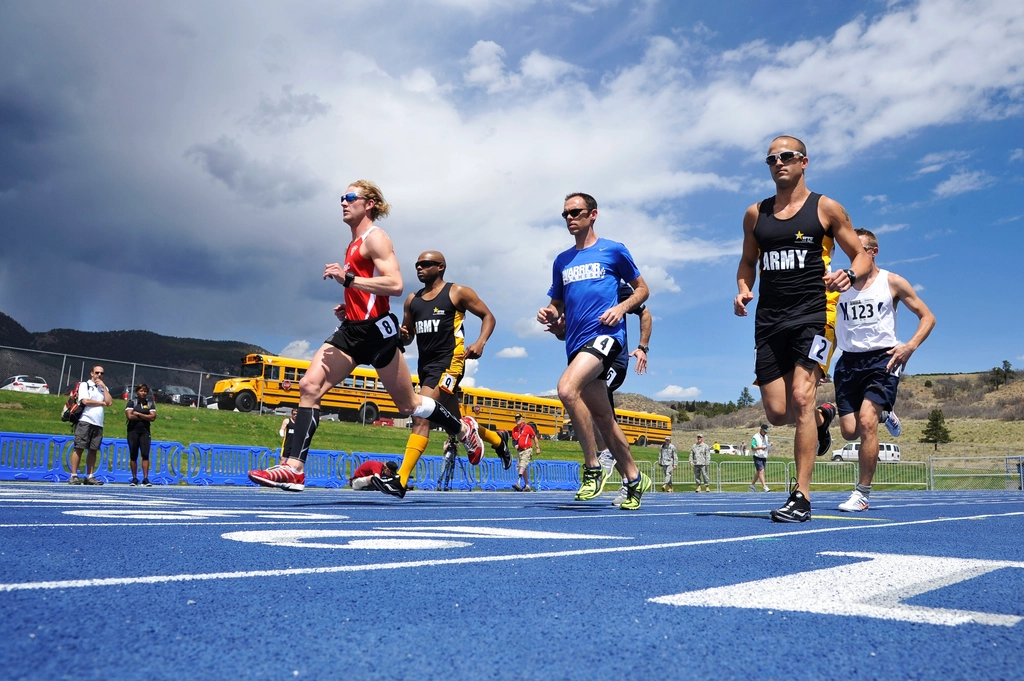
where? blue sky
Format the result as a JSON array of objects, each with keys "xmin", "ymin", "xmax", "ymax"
[{"xmin": 1, "ymin": 0, "xmax": 1022, "ymax": 403}]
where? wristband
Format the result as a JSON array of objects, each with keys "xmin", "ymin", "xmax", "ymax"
[{"xmin": 343, "ymin": 271, "xmax": 355, "ymax": 287}]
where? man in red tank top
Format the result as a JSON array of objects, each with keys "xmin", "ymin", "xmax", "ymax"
[{"xmin": 248, "ymin": 180, "xmax": 483, "ymax": 494}]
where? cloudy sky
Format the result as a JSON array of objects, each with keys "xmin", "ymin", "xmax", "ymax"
[{"xmin": 2, "ymin": 0, "xmax": 1022, "ymax": 403}]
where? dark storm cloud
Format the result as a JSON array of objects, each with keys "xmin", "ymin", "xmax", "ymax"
[
  {"xmin": 185, "ymin": 136, "xmax": 324, "ymax": 208},
  {"xmin": 245, "ymin": 85, "xmax": 332, "ymax": 134},
  {"xmin": 0, "ymin": 84, "xmax": 68, "ymax": 190}
]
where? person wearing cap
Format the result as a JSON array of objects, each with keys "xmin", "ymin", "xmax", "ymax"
[
  {"xmin": 689, "ymin": 434, "xmax": 712, "ymax": 493},
  {"xmin": 657, "ymin": 435, "xmax": 678, "ymax": 492},
  {"xmin": 350, "ymin": 459, "xmax": 399, "ymax": 490},
  {"xmin": 511, "ymin": 413, "xmax": 540, "ymax": 491},
  {"xmin": 749, "ymin": 423, "xmax": 771, "ymax": 492}
]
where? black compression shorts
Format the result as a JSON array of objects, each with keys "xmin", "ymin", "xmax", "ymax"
[{"xmin": 325, "ymin": 313, "xmax": 403, "ymax": 369}]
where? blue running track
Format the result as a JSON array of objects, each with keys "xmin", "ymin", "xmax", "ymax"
[{"xmin": 1, "ymin": 483, "xmax": 1022, "ymax": 680}]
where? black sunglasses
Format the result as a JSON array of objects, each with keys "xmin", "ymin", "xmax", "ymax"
[
  {"xmin": 415, "ymin": 260, "xmax": 442, "ymax": 269},
  {"xmin": 561, "ymin": 207, "xmax": 590, "ymax": 220},
  {"xmin": 765, "ymin": 151, "xmax": 804, "ymax": 165},
  {"xmin": 92, "ymin": 371, "xmax": 104, "ymax": 375}
]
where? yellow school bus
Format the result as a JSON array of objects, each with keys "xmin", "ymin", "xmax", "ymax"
[
  {"xmin": 212, "ymin": 354, "xmax": 404, "ymax": 422},
  {"xmin": 213, "ymin": 354, "xmax": 670, "ymax": 444}
]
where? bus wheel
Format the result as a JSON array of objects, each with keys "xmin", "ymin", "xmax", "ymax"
[
  {"xmin": 635, "ymin": 435, "xmax": 648, "ymax": 447},
  {"xmin": 235, "ymin": 391, "xmax": 257, "ymax": 413},
  {"xmin": 358, "ymin": 402, "xmax": 379, "ymax": 424}
]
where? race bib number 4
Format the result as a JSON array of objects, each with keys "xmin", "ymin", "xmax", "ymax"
[
  {"xmin": 808, "ymin": 334, "xmax": 832, "ymax": 364},
  {"xmin": 592, "ymin": 335, "xmax": 616, "ymax": 356}
]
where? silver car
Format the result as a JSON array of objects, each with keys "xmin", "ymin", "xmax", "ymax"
[{"xmin": 1, "ymin": 375, "xmax": 50, "ymax": 394}]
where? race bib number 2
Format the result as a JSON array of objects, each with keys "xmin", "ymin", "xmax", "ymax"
[{"xmin": 808, "ymin": 334, "xmax": 832, "ymax": 364}]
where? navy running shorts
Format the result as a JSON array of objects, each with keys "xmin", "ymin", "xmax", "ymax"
[{"xmin": 834, "ymin": 347, "xmax": 900, "ymax": 417}]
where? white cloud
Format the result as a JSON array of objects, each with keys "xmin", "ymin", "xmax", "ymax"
[
  {"xmin": 873, "ymin": 223, "xmax": 909, "ymax": 234},
  {"xmin": 933, "ymin": 171, "xmax": 995, "ymax": 197},
  {"xmin": 912, "ymin": 283, "xmax": 926, "ymax": 292},
  {"xmin": 514, "ymin": 317, "xmax": 551, "ymax": 339},
  {"xmin": 1010, "ymin": 149, "xmax": 1024, "ymax": 162},
  {"xmin": 538, "ymin": 388, "xmax": 559, "ymax": 397},
  {"xmin": 655, "ymin": 385, "xmax": 701, "ymax": 399},
  {"xmin": 994, "ymin": 214, "xmax": 1023, "ymax": 225},
  {"xmin": 520, "ymin": 51, "xmax": 579, "ymax": 82},
  {"xmin": 464, "ymin": 40, "xmax": 521, "ymax": 93},
  {"xmin": 279, "ymin": 340, "xmax": 315, "ymax": 360},
  {"xmin": 461, "ymin": 359, "xmax": 480, "ymax": 388},
  {"xmin": 914, "ymin": 150, "xmax": 971, "ymax": 176},
  {"xmin": 863, "ymin": 194, "xmax": 888, "ymax": 204},
  {"xmin": 496, "ymin": 346, "xmax": 528, "ymax": 358}
]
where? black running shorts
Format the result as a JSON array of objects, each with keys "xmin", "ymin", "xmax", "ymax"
[
  {"xmin": 325, "ymin": 313, "xmax": 403, "ymax": 369},
  {"xmin": 568, "ymin": 335, "xmax": 624, "ymax": 376},
  {"xmin": 754, "ymin": 323, "xmax": 828, "ymax": 385}
]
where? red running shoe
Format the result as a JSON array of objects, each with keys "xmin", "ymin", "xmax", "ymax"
[
  {"xmin": 459, "ymin": 416, "xmax": 484, "ymax": 464},
  {"xmin": 248, "ymin": 464, "xmax": 305, "ymax": 492}
]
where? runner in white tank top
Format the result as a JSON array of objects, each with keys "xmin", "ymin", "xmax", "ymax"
[
  {"xmin": 834, "ymin": 229, "xmax": 935, "ymax": 513},
  {"xmin": 836, "ymin": 268, "xmax": 899, "ymax": 353}
]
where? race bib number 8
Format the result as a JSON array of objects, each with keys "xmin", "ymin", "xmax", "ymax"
[
  {"xmin": 376, "ymin": 316, "xmax": 398, "ymax": 338},
  {"xmin": 808, "ymin": 334, "xmax": 832, "ymax": 364},
  {"xmin": 439, "ymin": 373, "xmax": 458, "ymax": 394}
]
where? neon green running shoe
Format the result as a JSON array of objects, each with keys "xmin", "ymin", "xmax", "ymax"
[
  {"xmin": 619, "ymin": 472, "xmax": 652, "ymax": 510},
  {"xmin": 574, "ymin": 466, "xmax": 606, "ymax": 501}
]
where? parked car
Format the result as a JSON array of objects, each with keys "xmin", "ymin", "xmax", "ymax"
[
  {"xmin": 717, "ymin": 444, "xmax": 741, "ymax": 456},
  {"xmin": 831, "ymin": 442, "xmax": 901, "ymax": 462},
  {"xmin": 1, "ymin": 375, "xmax": 50, "ymax": 394},
  {"xmin": 154, "ymin": 385, "xmax": 203, "ymax": 407}
]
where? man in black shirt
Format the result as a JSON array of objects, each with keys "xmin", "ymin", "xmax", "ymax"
[
  {"xmin": 734, "ymin": 135, "xmax": 872, "ymax": 522},
  {"xmin": 125, "ymin": 383, "xmax": 157, "ymax": 486}
]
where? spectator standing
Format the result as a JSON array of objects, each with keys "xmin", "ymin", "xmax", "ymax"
[
  {"xmin": 749, "ymin": 424, "xmax": 771, "ymax": 492},
  {"xmin": 125, "ymin": 383, "xmax": 157, "ymax": 486},
  {"xmin": 69, "ymin": 366, "xmax": 113, "ymax": 485},
  {"xmin": 511, "ymin": 413, "xmax": 540, "ymax": 491},
  {"xmin": 689, "ymin": 434, "xmax": 712, "ymax": 493},
  {"xmin": 658, "ymin": 436, "xmax": 678, "ymax": 492},
  {"xmin": 350, "ymin": 460, "xmax": 399, "ymax": 490}
]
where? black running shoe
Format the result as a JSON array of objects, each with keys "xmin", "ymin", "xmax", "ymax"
[
  {"xmin": 771, "ymin": 489, "xmax": 812, "ymax": 523},
  {"xmin": 817, "ymin": 403, "xmax": 836, "ymax": 457},
  {"xmin": 371, "ymin": 475, "xmax": 406, "ymax": 499},
  {"xmin": 496, "ymin": 430, "xmax": 513, "ymax": 470}
]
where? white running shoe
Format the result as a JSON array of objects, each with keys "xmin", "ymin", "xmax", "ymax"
[
  {"xmin": 838, "ymin": 490, "xmax": 869, "ymax": 512},
  {"xmin": 883, "ymin": 410, "xmax": 902, "ymax": 437},
  {"xmin": 748, "ymin": 484, "xmax": 757, "ymax": 492},
  {"xmin": 611, "ymin": 482, "xmax": 628, "ymax": 507},
  {"xmin": 597, "ymin": 449, "xmax": 615, "ymax": 476},
  {"xmin": 763, "ymin": 485, "xmax": 771, "ymax": 492}
]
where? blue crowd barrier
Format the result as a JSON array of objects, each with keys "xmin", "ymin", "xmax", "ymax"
[{"xmin": 0, "ymin": 431, "xmax": 585, "ymax": 491}]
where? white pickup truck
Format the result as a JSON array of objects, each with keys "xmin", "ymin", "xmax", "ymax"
[{"xmin": 831, "ymin": 442, "xmax": 901, "ymax": 462}]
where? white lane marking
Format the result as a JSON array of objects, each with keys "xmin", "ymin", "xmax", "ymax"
[
  {"xmin": 650, "ymin": 551, "xmax": 1024, "ymax": 627},
  {"xmin": 222, "ymin": 526, "xmax": 628, "ymax": 549},
  {"xmin": 62, "ymin": 510, "xmax": 347, "ymax": 521},
  {"xmin": 0, "ymin": 494, "xmax": 187, "ymax": 507},
  {"xmin": 2, "ymin": 511, "xmax": 1021, "ymax": 592}
]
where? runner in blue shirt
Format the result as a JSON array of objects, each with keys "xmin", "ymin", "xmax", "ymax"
[{"xmin": 537, "ymin": 192, "xmax": 652, "ymax": 510}]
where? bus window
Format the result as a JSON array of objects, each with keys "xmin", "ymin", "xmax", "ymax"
[
  {"xmin": 240, "ymin": 364, "xmax": 263, "ymax": 378},
  {"xmin": 378, "ymin": 380, "xmax": 387, "ymax": 391},
  {"xmin": 354, "ymin": 377, "xmax": 364, "ymax": 389},
  {"xmin": 364, "ymin": 377, "xmax": 375, "ymax": 390},
  {"xmin": 343, "ymin": 377, "xmax": 354, "ymax": 388},
  {"xmin": 297, "ymin": 369, "xmax": 306, "ymax": 380},
  {"xmin": 284, "ymin": 368, "xmax": 296, "ymax": 381},
  {"xmin": 267, "ymin": 366, "xmax": 281, "ymax": 381},
  {"xmin": 499, "ymin": 400, "xmax": 507, "ymax": 408}
]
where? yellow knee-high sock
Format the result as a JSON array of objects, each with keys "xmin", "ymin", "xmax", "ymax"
[
  {"xmin": 399, "ymin": 434, "xmax": 430, "ymax": 486},
  {"xmin": 477, "ymin": 424, "xmax": 502, "ymax": 448}
]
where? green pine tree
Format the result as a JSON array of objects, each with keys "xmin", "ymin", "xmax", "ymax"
[
  {"xmin": 737, "ymin": 387, "xmax": 755, "ymax": 408},
  {"xmin": 920, "ymin": 409, "xmax": 951, "ymax": 444}
]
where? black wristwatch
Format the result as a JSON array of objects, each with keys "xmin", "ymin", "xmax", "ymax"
[
  {"xmin": 637, "ymin": 345, "xmax": 649, "ymax": 353},
  {"xmin": 343, "ymin": 271, "xmax": 355, "ymax": 287},
  {"xmin": 844, "ymin": 269, "xmax": 857, "ymax": 285}
]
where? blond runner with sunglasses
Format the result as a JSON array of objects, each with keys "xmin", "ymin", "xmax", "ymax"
[
  {"xmin": 247, "ymin": 181, "xmax": 483, "ymax": 493},
  {"xmin": 734, "ymin": 136, "xmax": 874, "ymax": 522}
]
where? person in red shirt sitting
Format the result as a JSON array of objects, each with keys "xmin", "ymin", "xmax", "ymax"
[{"xmin": 351, "ymin": 460, "xmax": 399, "ymax": 490}]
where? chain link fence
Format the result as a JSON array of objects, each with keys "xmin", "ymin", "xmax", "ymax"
[{"xmin": 0, "ymin": 345, "xmax": 232, "ymax": 406}]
